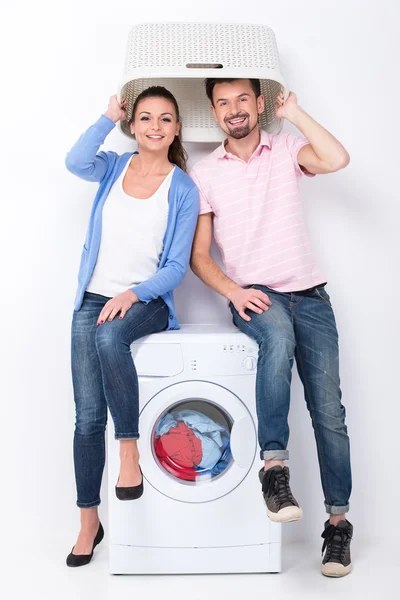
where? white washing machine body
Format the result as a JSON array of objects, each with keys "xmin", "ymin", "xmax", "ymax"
[{"xmin": 108, "ymin": 324, "xmax": 281, "ymax": 574}]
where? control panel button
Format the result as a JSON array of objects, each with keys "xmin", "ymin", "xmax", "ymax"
[{"xmin": 243, "ymin": 356, "xmax": 257, "ymax": 371}]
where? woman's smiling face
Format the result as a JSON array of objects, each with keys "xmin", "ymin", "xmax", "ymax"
[{"xmin": 130, "ymin": 96, "xmax": 180, "ymax": 152}]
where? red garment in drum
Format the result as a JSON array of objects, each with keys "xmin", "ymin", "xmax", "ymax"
[{"xmin": 154, "ymin": 422, "xmax": 203, "ymax": 481}]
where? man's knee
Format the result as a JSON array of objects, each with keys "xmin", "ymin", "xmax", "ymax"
[
  {"xmin": 258, "ymin": 334, "xmax": 295, "ymax": 373},
  {"xmin": 253, "ymin": 313, "xmax": 295, "ymax": 356},
  {"xmin": 314, "ymin": 397, "xmax": 347, "ymax": 432}
]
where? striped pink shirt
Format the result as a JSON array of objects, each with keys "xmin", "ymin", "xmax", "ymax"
[{"xmin": 190, "ymin": 130, "xmax": 326, "ymax": 292}]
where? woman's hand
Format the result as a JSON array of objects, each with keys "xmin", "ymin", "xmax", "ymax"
[
  {"xmin": 97, "ymin": 290, "xmax": 139, "ymax": 325},
  {"xmin": 104, "ymin": 94, "xmax": 127, "ymax": 124}
]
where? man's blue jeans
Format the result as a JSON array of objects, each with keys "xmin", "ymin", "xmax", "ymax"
[
  {"xmin": 230, "ymin": 284, "xmax": 351, "ymax": 515},
  {"xmin": 71, "ymin": 292, "xmax": 169, "ymax": 508}
]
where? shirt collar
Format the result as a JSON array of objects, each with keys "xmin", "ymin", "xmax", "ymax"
[{"xmin": 216, "ymin": 129, "xmax": 271, "ymax": 159}]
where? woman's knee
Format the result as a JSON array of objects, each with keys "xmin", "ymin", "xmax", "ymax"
[
  {"xmin": 95, "ymin": 321, "xmax": 126, "ymax": 358},
  {"xmin": 75, "ymin": 403, "xmax": 107, "ymax": 436}
]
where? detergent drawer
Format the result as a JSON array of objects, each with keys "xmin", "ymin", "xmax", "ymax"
[{"xmin": 131, "ymin": 343, "xmax": 184, "ymax": 377}]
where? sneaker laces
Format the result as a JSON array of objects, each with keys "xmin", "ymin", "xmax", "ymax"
[
  {"xmin": 321, "ymin": 524, "xmax": 351, "ymax": 563},
  {"xmin": 262, "ymin": 468, "xmax": 295, "ymax": 507}
]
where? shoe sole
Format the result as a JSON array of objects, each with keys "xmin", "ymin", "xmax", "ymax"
[
  {"xmin": 266, "ymin": 506, "xmax": 303, "ymax": 523},
  {"xmin": 115, "ymin": 486, "xmax": 143, "ymax": 501},
  {"xmin": 321, "ymin": 562, "xmax": 352, "ymax": 577}
]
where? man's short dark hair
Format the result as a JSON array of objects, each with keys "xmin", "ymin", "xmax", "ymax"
[{"xmin": 204, "ymin": 78, "xmax": 261, "ymax": 106}]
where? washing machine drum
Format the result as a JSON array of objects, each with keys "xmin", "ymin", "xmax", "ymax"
[{"xmin": 140, "ymin": 381, "xmax": 257, "ymax": 503}]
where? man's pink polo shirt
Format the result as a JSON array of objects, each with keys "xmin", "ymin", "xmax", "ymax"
[{"xmin": 190, "ymin": 130, "xmax": 326, "ymax": 292}]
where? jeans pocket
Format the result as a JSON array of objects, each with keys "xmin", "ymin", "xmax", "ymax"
[{"xmin": 314, "ymin": 286, "xmax": 332, "ymax": 307}]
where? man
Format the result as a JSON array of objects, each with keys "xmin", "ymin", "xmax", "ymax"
[{"xmin": 190, "ymin": 78, "xmax": 353, "ymax": 577}]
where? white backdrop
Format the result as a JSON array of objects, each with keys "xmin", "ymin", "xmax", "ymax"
[{"xmin": 1, "ymin": 0, "xmax": 399, "ymax": 562}]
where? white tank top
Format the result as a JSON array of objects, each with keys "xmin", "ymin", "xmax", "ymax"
[{"xmin": 87, "ymin": 159, "xmax": 174, "ymax": 298}]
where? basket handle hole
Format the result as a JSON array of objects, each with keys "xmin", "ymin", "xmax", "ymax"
[{"xmin": 186, "ymin": 63, "xmax": 223, "ymax": 69}]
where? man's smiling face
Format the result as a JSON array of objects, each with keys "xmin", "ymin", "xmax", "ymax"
[{"xmin": 211, "ymin": 79, "xmax": 264, "ymax": 139}]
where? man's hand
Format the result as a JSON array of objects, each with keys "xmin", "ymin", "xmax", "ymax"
[
  {"xmin": 274, "ymin": 90, "xmax": 350, "ymax": 173},
  {"xmin": 274, "ymin": 90, "xmax": 298, "ymax": 121},
  {"xmin": 97, "ymin": 290, "xmax": 139, "ymax": 326},
  {"xmin": 227, "ymin": 287, "xmax": 272, "ymax": 322}
]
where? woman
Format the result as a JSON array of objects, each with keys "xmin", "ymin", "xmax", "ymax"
[{"xmin": 65, "ymin": 87, "xmax": 199, "ymax": 567}]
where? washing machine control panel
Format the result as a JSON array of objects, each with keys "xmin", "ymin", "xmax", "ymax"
[
  {"xmin": 222, "ymin": 343, "xmax": 255, "ymax": 355},
  {"xmin": 185, "ymin": 340, "xmax": 259, "ymax": 376},
  {"xmin": 132, "ymin": 333, "xmax": 259, "ymax": 377}
]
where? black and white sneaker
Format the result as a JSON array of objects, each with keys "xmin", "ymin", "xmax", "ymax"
[
  {"xmin": 258, "ymin": 466, "xmax": 303, "ymax": 523},
  {"xmin": 321, "ymin": 519, "xmax": 353, "ymax": 577}
]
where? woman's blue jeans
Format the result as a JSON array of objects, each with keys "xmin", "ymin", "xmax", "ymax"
[
  {"xmin": 71, "ymin": 292, "xmax": 169, "ymax": 508},
  {"xmin": 230, "ymin": 285, "xmax": 352, "ymax": 515}
]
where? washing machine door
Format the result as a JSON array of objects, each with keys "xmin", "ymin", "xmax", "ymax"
[{"xmin": 139, "ymin": 380, "xmax": 256, "ymax": 503}]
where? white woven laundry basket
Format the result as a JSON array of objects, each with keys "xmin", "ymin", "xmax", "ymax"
[{"xmin": 117, "ymin": 23, "xmax": 288, "ymax": 143}]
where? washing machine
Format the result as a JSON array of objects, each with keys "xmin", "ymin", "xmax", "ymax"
[{"xmin": 108, "ymin": 324, "xmax": 281, "ymax": 574}]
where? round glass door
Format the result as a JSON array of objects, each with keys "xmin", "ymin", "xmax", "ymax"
[{"xmin": 139, "ymin": 381, "xmax": 256, "ymax": 503}]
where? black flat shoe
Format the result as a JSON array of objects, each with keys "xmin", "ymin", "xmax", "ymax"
[
  {"xmin": 66, "ymin": 522, "xmax": 104, "ymax": 567},
  {"xmin": 115, "ymin": 466, "xmax": 144, "ymax": 500}
]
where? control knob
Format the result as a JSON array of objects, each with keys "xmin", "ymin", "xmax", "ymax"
[{"xmin": 243, "ymin": 356, "xmax": 257, "ymax": 371}]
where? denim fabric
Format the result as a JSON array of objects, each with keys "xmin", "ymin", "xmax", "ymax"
[
  {"xmin": 230, "ymin": 285, "xmax": 352, "ymax": 514},
  {"xmin": 71, "ymin": 292, "xmax": 169, "ymax": 507}
]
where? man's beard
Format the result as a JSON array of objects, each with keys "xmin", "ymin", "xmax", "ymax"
[{"xmin": 225, "ymin": 114, "xmax": 256, "ymax": 139}]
